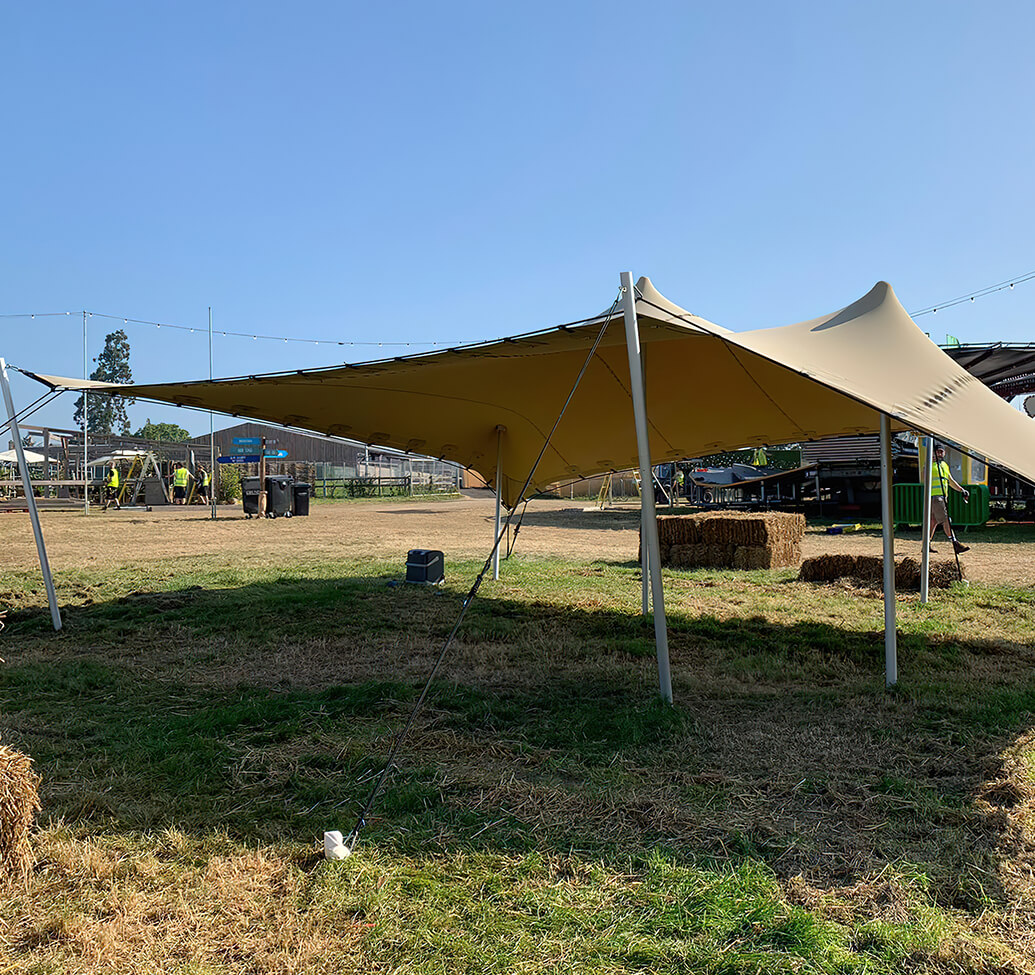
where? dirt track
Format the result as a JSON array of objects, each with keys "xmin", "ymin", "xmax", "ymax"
[{"xmin": 2, "ymin": 495, "xmax": 1033, "ymax": 586}]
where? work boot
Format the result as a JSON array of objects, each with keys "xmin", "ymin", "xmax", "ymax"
[{"xmin": 953, "ymin": 539, "xmax": 970, "ymax": 554}]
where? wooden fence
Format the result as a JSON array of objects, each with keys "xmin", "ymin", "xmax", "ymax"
[{"xmin": 314, "ymin": 476, "xmax": 460, "ymax": 499}]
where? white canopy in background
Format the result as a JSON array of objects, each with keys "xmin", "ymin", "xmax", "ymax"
[
  {"xmin": 25, "ymin": 278, "xmax": 1035, "ymax": 504},
  {"xmin": 0, "ymin": 449, "xmax": 46, "ymax": 464}
]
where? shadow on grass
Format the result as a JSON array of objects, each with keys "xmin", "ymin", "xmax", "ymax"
[{"xmin": 1, "ymin": 571, "xmax": 1034, "ymax": 912}]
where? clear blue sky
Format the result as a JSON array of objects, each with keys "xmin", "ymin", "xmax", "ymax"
[{"xmin": 3, "ymin": 1, "xmax": 1033, "ymax": 436}]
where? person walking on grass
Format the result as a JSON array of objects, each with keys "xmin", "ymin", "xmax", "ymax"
[
  {"xmin": 929, "ymin": 444, "xmax": 970, "ymax": 554},
  {"xmin": 104, "ymin": 462, "xmax": 120, "ymax": 511},
  {"xmin": 197, "ymin": 465, "xmax": 211, "ymax": 506}
]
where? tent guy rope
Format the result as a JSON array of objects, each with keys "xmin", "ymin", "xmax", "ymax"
[{"xmin": 335, "ymin": 291, "xmax": 624, "ymax": 859}]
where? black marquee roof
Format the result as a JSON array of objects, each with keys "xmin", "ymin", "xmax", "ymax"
[{"xmin": 944, "ymin": 343, "xmax": 1035, "ymax": 399}]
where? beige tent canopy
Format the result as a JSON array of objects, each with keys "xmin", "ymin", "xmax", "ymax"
[
  {"xmin": 0, "ymin": 449, "xmax": 46, "ymax": 464},
  {"xmin": 25, "ymin": 278, "xmax": 1035, "ymax": 506}
]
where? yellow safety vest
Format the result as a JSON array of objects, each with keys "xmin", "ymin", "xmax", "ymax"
[
  {"xmin": 931, "ymin": 460, "xmax": 951, "ymax": 497},
  {"xmin": 173, "ymin": 468, "xmax": 190, "ymax": 488},
  {"xmin": 107, "ymin": 469, "xmax": 119, "ymax": 489},
  {"xmin": 752, "ymin": 448, "xmax": 768, "ymax": 465},
  {"xmin": 202, "ymin": 472, "xmax": 210, "ymax": 487}
]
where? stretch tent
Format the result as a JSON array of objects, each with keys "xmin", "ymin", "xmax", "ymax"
[{"xmin": 25, "ymin": 278, "xmax": 1035, "ymax": 504}]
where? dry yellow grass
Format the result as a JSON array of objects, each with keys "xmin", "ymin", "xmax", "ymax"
[{"xmin": 2, "ymin": 830, "xmax": 363, "ymax": 974}]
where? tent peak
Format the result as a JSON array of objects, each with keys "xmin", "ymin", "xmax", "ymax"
[
  {"xmin": 809, "ymin": 281, "xmax": 894, "ymax": 333},
  {"xmin": 633, "ymin": 276, "xmax": 732, "ymax": 335}
]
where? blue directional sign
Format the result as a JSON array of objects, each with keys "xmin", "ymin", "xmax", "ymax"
[
  {"xmin": 232, "ymin": 437, "xmax": 262, "ymax": 445},
  {"xmin": 264, "ymin": 450, "xmax": 289, "ymax": 459},
  {"xmin": 218, "ymin": 454, "xmax": 261, "ymax": 464}
]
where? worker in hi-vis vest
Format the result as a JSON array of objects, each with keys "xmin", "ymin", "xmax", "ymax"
[
  {"xmin": 752, "ymin": 445, "xmax": 769, "ymax": 466},
  {"xmin": 171, "ymin": 462, "xmax": 193, "ymax": 505},
  {"xmin": 104, "ymin": 463, "xmax": 120, "ymax": 511},
  {"xmin": 671, "ymin": 467, "xmax": 684, "ymax": 505},
  {"xmin": 197, "ymin": 466, "xmax": 211, "ymax": 505},
  {"xmin": 929, "ymin": 444, "xmax": 970, "ymax": 555}
]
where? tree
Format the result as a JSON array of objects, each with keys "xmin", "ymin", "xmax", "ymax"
[
  {"xmin": 133, "ymin": 419, "xmax": 191, "ymax": 443},
  {"xmin": 72, "ymin": 330, "xmax": 135, "ymax": 436}
]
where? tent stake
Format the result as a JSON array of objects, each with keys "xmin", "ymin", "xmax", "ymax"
[
  {"xmin": 0, "ymin": 358, "xmax": 61, "ymax": 631},
  {"xmin": 493, "ymin": 425, "xmax": 504, "ymax": 580},
  {"xmin": 880, "ymin": 413, "xmax": 897, "ymax": 685},
  {"xmin": 620, "ymin": 272, "xmax": 672, "ymax": 704},
  {"xmin": 920, "ymin": 435, "xmax": 933, "ymax": 603}
]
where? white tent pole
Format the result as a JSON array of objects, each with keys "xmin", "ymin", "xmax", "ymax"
[
  {"xmin": 920, "ymin": 435, "xmax": 933, "ymax": 603},
  {"xmin": 880, "ymin": 413, "xmax": 897, "ymax": 685},
  {"xmin": 641, "ymin": 500, "xmax": 649, "ymax": 615},
  {"xmin": 82, "ymin": 310, "xmax": 89, "ymax": 514},
  {"xmin": 492, "ymin": 425, "xmax": 504, "ymax": 580},
  {"xmin": 0, "ymin": 358, "xmax": 61, "ymax": 631},
  {"xmin": 209, "ymin": 306, "xmax": 217, "ymax": 521},
  {"xmin": 620, "ymin": 271, "xmax": 672, "ymax": 704}
]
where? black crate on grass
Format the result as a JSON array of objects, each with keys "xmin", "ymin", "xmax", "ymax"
[{"xmin": 406, "ymin": 549, "xmax": 444, "ymax": 584}]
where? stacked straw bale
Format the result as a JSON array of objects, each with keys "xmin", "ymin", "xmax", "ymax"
[
  {"xmin": 0, "ymin": 742, "xmax": 41, "ymax": 880},
  {"xmin": 798, "ymin": 554, "xmax": 964, "ymax": 588},
  {"xmin": 654, "ymin": 512, "xmax": 806, "ymax": 570}
]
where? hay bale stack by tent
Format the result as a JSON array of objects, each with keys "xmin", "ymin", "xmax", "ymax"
[
  {"xmin": 0, "ymin": 742, "xmax": 41, "ymax": 880},
  {"xmin": 654, "ymin": 512, "xmax": 805, "ymax": 569},
  {"xmin": 799, "ymin": 555, "xmax": 964, "ymax": 589}
]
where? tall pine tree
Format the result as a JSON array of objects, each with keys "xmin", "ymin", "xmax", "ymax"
[{"xmin": 72, "ymin": 330, "xmax": 136, "ymax": 435}]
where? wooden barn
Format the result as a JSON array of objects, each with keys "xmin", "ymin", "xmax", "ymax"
[{"xmin": 187, "ymin": 422, "xmax": 363, "ymax": 469}]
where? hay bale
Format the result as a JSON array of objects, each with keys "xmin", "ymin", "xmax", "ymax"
[
  {"xmin": 656, "ymin": 515, "xmax": 702, "ymax": 549},
  {"xmin": 852, "ymin": 555, "xmax": 884, "ymax": 584},
  {"xmin": 830, "ymin": 554, "xmax": 858, "ymax": 578},
  {"xmin": 734, "ymin": 542, "xmax": 801, "ymax": 569},
  {"xmin": 895, "ymin": 557, "xmax": 963, "ymax": 589},
  {"xmin": 0, "ymin": 744, "xmax": 40, "ymax": 880},
  {"xmin": 699, "ymin": 511, "xmax": 805, "ymax": 546},
  {"xmin": 705, "ymin": 543, "xmax": 733, "ymax": 567},
  {"xmin": 733, "ymin": 545, "xmax": 763, "ymax": 570},
  {"xmin": 798, "ymin": 554, "xmax": 857, "ymax": 582},
  {"xmin": 800, "ymin": 553, "xmax": 965, "ymax": 589},
  {"xmin": 685, "ymin": 543, "xmax": 709, "ymax": 567},
  {"xmin": 657, "ymin": 512, "xmax": 804, "ymax": 569},
  {"xmin": 895, "ymin": 557, "xmax": 921, "ymax": 590},
  {"xmin": 930, "ymin": 558, "xmax": 966, "ymax": 587}
]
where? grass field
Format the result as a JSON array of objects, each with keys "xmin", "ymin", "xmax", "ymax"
[{"xmin": 1, "ymin": 498, "xmax": 1034, "ymax": 972}]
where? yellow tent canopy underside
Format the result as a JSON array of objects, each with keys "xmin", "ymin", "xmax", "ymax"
[{"xmin": 27, "ymin": 278, "xmax": 1035, "ymax": 508}]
